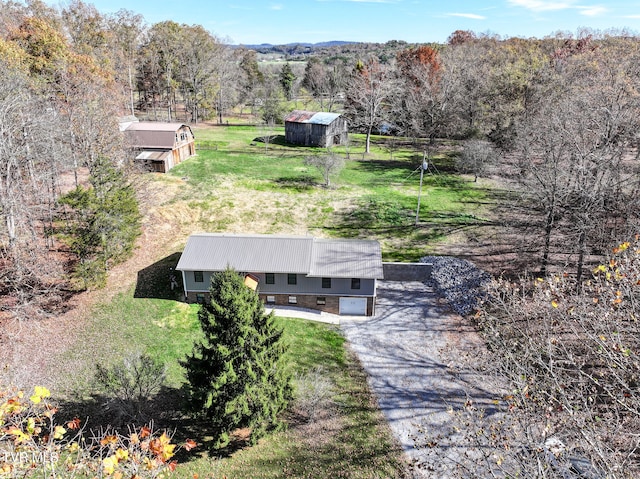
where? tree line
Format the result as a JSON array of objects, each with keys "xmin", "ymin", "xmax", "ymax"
[
  {"xmin": 0, "ymin": 0, "xmax": 146, "ymax": 318},
  {"xmin": 344, "ymin": 31, "xmax": 640, "ymax": 280},
  {"xmin": 290, "ymin": 28, "xmax": 640, "ymax": 280}
]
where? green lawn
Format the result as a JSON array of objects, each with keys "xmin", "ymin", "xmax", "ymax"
[
  {"xmin": 173, "ymin": 125, "xmax": 488, "ymax": 261},
  {"xmin": 58, "ymin": 287, "xmax": 407, "ymax": 478}
]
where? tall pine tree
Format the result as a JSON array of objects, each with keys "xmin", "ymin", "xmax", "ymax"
[
  {"xmin": 182, "ymin": 268, "xmax": 291, "ymax": 448},
  {"xmin": 58, "ymin": 156, "xmax": 141, "ymax": 288}
]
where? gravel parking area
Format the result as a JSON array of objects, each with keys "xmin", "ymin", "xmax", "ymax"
[{"xmin": 341, "ymin": 281, "xmax": 506, "ymax": 478}]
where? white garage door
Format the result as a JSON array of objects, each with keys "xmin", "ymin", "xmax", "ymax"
[{"xmin": 339, "ymin": 297, "xmax": 367, "ymax": 315}]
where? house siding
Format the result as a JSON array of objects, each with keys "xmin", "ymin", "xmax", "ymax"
[
  {"xmin": 254, "ymin": 272, "xmax": 375, "ymax": 295},
  {"xmin": 182, "ymin": 270, "xmax": 215, "ymax": 293},
  {"xmin": 181, "ymin": 271, "xmax": 375, "ymax": 296}
]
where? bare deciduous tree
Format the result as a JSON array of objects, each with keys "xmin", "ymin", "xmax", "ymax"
[
  {"xmin": 456, "ymin": 139, "xmax": 497, "ymax": 182},
  {"xmin": 257, "ymin": 120, "xmax": 275, "ymax": 153},
  {"xmin": 0, "ymin": 61, "xmax": 66, "ymax": 319},
  {"xmin": 471, "ymin": 237, "xmax": 640, "ymax": 478},
  {"xmin": 302, "ymin": 58, "xmax": 347, "ymax": 113},
  {"xmin": 304, "ymin": 150, "xmax": 345, "ymax": 187},
  {"xmin": 441, "ymin": 38, "xmax": 493, "ymax": 138},
  {"xmin": 107, "ymin": 8, "xmax": 146, "ymax": 116},
  {"xmin": 394, "ymin": 45, "xmax": 452, "ymax": 145},
  {"xmin": 512, "ymin": 42, "xmax": 640, "ymax": 278},
  {"xmin": 344, "ymin": 58, "xmax": 397, "ymax": 153}
]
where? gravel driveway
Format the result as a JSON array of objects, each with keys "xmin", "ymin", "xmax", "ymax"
[{"xmin": 341, "ymin": 281, "xmax": 506, "ymax": 478}]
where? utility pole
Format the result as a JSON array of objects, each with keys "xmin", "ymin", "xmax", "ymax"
[{"xmin": 415, "ymin": 153, "xmax": 428, "ymax": 226}]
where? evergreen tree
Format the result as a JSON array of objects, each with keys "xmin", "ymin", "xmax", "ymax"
[
  {"xmin": 58, "ymin": 156, "xmax": 141, "ymax": 288},
  {"xmin": 182, "ymin": 268, "xmax": 292, "ymax": 448},
  {"xmin": 279, "ymin": 62, "xmax": 296, "ymax": 100}
]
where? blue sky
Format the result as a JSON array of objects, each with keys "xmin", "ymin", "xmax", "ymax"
[{"xmin": 53, "ymin": 0, "xmax": 640, "ymax": 45}]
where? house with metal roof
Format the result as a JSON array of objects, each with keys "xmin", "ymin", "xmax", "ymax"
[
  {"xmin": 176, "ymin": 233, "xmax": 383, "ymax": 316},
  {"xmin": 123, "ymin": 121, "xmax": 195, "ymax": 173},
  {"xmin": 284, "ymin": 110, "xmax": 348, "ymax": 147}
]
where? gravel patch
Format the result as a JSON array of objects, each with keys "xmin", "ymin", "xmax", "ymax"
[
  {"xmin": 421, "ymin": 256, "xmax": 491, "ymax": 316},
  {"xmin": 341, "ymin": 281, "xmax": 507, "ymax": 478}
]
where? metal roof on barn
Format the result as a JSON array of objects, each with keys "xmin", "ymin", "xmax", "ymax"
[
  {"xmin": 124, "ymin": 122, "xmax": 190, "ymax": 149},
  {"xmin": 176, "ymin": 233, "xmax": 383, "ymax": 279},
  {"xmin": 284, "ymin": 110, "xmax": 341, "ymax": 126}
]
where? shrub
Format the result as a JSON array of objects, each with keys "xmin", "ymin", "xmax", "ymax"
[
  {"xmin": 292, "ymin": 367, "xmax": 335, "ymax": 422},
  {"xmin": 94, "ymin": 352, "xmax": 166, "ymax": 424}
]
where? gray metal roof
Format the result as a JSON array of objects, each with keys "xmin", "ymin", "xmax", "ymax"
[
  {"xmin": 308, "ymin": 239, "xmax": 384, "ymax": 279},
  {"xmin": 284, "ymin": 110, "xmax": 341, "ymax": 126},
  {"xmin": 176, "ymin": 233, "xmax": 383, "ymax": 279},
  {"xmin": 176, "ymin": 233, "xmax": 313, "ymax": 274}
]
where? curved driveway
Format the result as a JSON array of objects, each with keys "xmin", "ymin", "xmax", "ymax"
[{"xmin": 340, "ymin": 281, "xmax": 506, "ymax": 478}]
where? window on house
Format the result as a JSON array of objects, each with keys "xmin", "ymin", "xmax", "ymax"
[
  {"xmin": 266, "ymin": 295, "xmax": 275, "ymax": 304},
  {"xmin": 316, "ymin": 297, "xmax": 326, "ymax": 305},
  {"xmin": 196, "ymin": 294, "xmax": 205, "ymax": 304},
  {"xmin": 322, "ymin": 277, "xmax": 332, "ymax": 288},
  {"xmin": 287, "ymin": 274, "xmax": 297, "ymax": 285},
  {"xmin": 265, "ymin": 273, "xmax": 275, "ymax": 284},
  {"xmin": 194, "ymin": 271, "xmax": 204, "ymax": 282},
  {"xmin": 288, "ymin": 296, "xmax": 297, "ymax": 304},
  {"xmin": 351, "ymin": 278, "xmax": 361, "ymax": 290}
]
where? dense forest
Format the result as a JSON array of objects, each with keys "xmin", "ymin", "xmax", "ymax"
[{"xmin": 1, "ymin": 0, "xmax": 639, "ymax": 319}]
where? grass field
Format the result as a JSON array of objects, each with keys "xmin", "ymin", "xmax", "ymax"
[
  {"xmin": 172, "ymin": 125, "xmax": 488, "ymax": 261},
  {"xmin": 50, "ymin": 124, "xmax": 489, "ymax": 478}
]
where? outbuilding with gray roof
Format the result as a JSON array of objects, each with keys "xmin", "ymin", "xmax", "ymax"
[{"xmin": 284, "ymin": 110, "xmax": 348, "ymax": 147}]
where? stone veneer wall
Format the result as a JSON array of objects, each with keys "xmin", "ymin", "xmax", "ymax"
[{"xmin": 262, "ymin": 293, "xmax": 339, "ymax": 314}]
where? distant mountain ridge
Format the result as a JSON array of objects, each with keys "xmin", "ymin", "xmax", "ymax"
[
  {"xmin": 238, "ymin": 39, "xmax": 414, "ymax": 61},
  {"xmin": 239, "ymin": 40, "xmax": 359, "ymax": 49}
]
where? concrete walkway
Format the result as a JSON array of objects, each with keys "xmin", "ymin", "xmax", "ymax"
[{"xmin": 268, "ymin": 304, "xmax": 369, "ymax": 324}]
